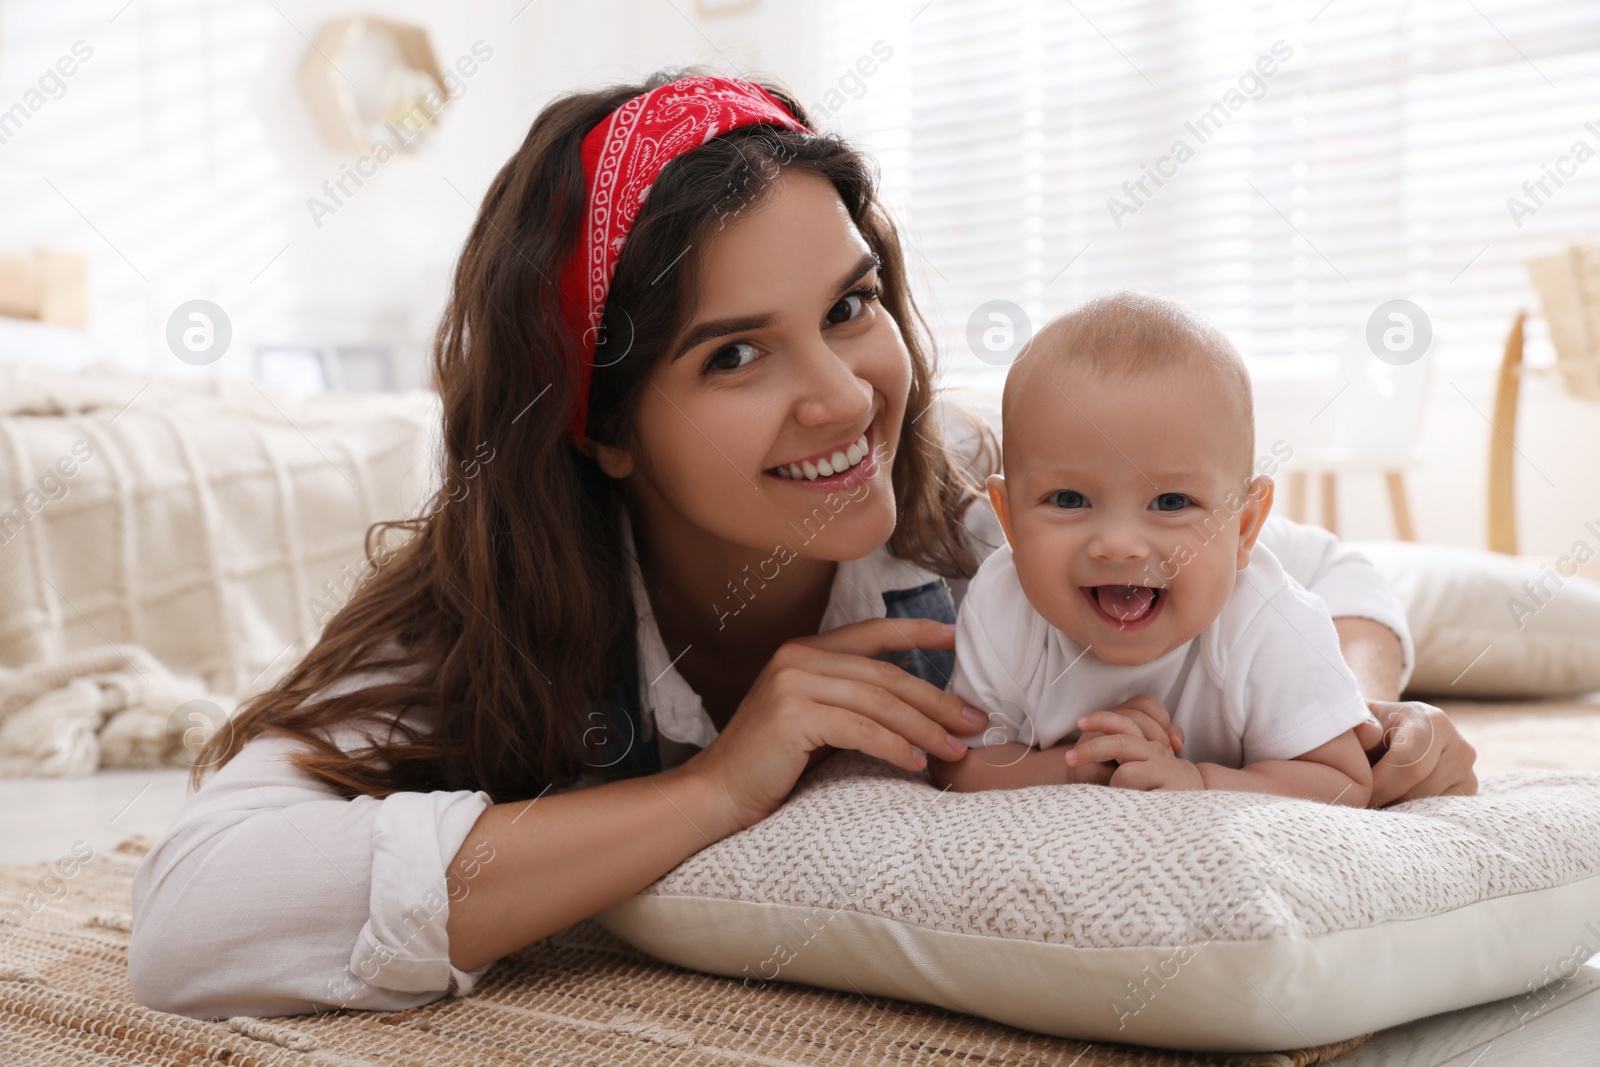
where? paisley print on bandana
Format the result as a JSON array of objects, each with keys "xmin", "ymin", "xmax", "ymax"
[{"xmin": 555, "ymin": 76, "xmax": 812, "ymax": 443}]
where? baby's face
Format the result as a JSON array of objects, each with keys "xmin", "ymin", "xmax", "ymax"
[{"xmin": 990, "ymin": 357, "xmax": 1271, "ymax": 667}]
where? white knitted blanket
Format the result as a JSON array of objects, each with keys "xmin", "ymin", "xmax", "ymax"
[
  {"xmin": 0, "ymin": 644, "xmax": 232, "ymax": 775},
  {"xmin": 0, "ymin": 361, "xmax": 439, "ymax": 775}
]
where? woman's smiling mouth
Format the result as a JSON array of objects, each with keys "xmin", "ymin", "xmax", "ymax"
[
  {"xmin": 764, "ymin": 426, "xmax": 876, "ymax": 490},
  {"xmin": 1082, "ymin": 584, "xmax": 1165, "ymax": 631}
]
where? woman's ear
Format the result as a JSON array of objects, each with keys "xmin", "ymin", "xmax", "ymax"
[
  {"xmin": 986, "ymin": 473, "xmax": 1015, "ymax": 546},
  {"xmin": 587, "ymin": 439, "xmax": 636, "ymax": 479},
  {"xmin": 1236, "ymin": 475, "xmax": 1275, "ymax": 568}
]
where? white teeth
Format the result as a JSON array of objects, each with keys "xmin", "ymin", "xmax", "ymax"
[{"xmin": 772, "ymin": 432, "xmax": 872, "ymax": 481}]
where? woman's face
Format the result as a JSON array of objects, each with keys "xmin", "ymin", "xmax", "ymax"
[{"xmin": 606, "ymin": 169, "xmax": 911, "ymax": 561}]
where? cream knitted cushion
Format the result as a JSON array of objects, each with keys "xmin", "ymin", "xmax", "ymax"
[
  {"xmin": 596, "ymin": 751, "xmax": 1600, "ymax": 1052},
  {"xmin": 1351, "ymin": 539, "xmax": 1600, "ymax": 698}
]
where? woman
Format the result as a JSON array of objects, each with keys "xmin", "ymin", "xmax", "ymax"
[{"xmin": 128, "ymin": 70, "xmax": 1477, "ymax": 1018}]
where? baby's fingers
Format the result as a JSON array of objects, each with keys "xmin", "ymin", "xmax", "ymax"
[
  {"xmin": 1114, "ymin": 694, "xmax": 1173, "ymax": 729},
  {"xmin": 1078, "ymin": 709, "xmax": 1176, "ymax": 751},
  {"xmin": 1109, "ymin": 761, "xmax": 1167, "ymax": 790},
  {"xmin": 1076, "ymin": 710, "xmax": 1145, "ymax": 740},
  {"xmin": 1067, "ymin": 732, "xmax": 1167, "ymax": 767}
]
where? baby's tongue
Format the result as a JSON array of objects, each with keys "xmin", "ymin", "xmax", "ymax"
[{"xmin": 1094, "ymin": 584, "xmax": 1155, "ymax": 622}]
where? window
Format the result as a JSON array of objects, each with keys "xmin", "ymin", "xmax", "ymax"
[
  {"xmin": 0, "ymin": 0, "xmax": 289, "ymax": 372},
  {"xmin": 816, "ymin": 0, "xmax": 1600, "ymax": 389}
]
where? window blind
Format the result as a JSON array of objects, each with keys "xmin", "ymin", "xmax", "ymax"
[
  {"xmin": 816, "ymin": 0, "xmax": 1600, "ymax": 389},
  {"xmin": 0, "ymin": 0, "xmax": 287, "ymax": 372}
]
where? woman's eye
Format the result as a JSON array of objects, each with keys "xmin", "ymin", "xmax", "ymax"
[
  {"xmin": 1050, "ymin": 490, "xmax": 1087, "ymax": 509},
  {"xmin": 704, "ymin": 340, "xmax": 759, "ymax": 373},
  {"xmin": 826, "ymin": 287, "xmax": 877, "ymax": 325},
  {"xmin": 1151, "ymin": 492, "xmax": 1190, "ymax": 512}
]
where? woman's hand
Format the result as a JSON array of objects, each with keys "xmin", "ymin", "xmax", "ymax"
[
  {"xmin": 1331, "ymin": 618, "xmax": 1478, "ymax": 805},
  {"xmin": 1355, "ymin": 700, "xmax": 1479, "ymax": 806},
  {"xmin": 681, "ymin": 617, "xmax": 988, "ymax": 833}
]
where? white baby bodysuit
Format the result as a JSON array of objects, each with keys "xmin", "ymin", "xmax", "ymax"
[{"xmin": 949, "ymin": 541, "xmax": 1379, "ymax": 768}]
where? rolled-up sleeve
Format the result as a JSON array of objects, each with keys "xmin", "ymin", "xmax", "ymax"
[
  {"xmin": 129, "ymin": 727, "xmax": 493, "ymax": 1019},
  {"xmin": 1257, "ymin": 514, "xmax": 1415, "ymax": 691}
]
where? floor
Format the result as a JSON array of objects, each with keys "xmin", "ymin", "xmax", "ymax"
[
  {"xmin": 2, "ymin": 699, "xmax": 1598, "ymax": 1062},
  {"xmin": 0, "ymin": 765, "xmax": 193, "ymax": 867},
  {"xmin": 1434, "ymin": 692, "xmax": 1600, "ymax": 777}
]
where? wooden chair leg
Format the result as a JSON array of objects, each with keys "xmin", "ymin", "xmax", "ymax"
[
  {"xmin": 1488, "ymin": 310, "xmax": 1525, "ymax": 554},
  {"xmin": 1286, "ymin": 471, "xmax": 1308, "ymax": 523},
  {"xmin": 1384, "ymin": 471, "xmax": 1416, "ymax": 541},
  {"xmin": 1319, "ymin": 472, "xmax": 1338, "ymax": 535}
]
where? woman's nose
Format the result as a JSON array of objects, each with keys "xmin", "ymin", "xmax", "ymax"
[{"xmin": 791, "ymin": 333, "xmax": 872, "ymax": 427}]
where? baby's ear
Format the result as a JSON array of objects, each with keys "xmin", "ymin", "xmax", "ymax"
[
  {"xmin": 986, "ymin": 473, "xmax": 1015, "ymax": 546},
  {"xmin": 1236, "ymin": 475, "xmax": 1274, "ymax": 568}
]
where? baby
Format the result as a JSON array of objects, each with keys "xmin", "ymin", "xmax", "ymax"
[{"xmin": 931, "ymin": 291, "xmax": 1376, "ymax": 805}]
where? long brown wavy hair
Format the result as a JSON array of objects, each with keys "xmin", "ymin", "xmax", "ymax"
[{"xmin": 190, "ymin": 69, "xmax": 997, "ymax": 802}]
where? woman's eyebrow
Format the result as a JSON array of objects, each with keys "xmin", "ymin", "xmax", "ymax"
[
  {"xmin": 834, "ymin": 250, "xmax": 880, "ymax": 295},
  {"xmin": 670, "ymin": 251, "xmax": 881, "ymax": 361},
  {"xmin": 671, "ymin": 313, "xmax": 775, "ymax": 361}
]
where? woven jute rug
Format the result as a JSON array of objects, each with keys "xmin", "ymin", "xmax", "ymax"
[{"xmin": 0, "ymin": 835, "xmax": 1367, "ymax": 1066}]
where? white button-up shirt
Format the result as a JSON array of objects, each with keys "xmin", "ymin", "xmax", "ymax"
[{"xmin": 127, "ymin": 399, "xmax": 1412, "ymax": 1019}]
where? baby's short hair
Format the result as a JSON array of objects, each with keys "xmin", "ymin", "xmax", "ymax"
[{"xmin": 1003, "ymin": 289, "xmax": 1254, "ymax": 464}]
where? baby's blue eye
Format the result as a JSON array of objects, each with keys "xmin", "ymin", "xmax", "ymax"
[
  {"xmin": 1050, "ymin": 490, "xmax": 1087, "ymax": 509},
  {"xmin": 1151, "ymin": 492, "xmax": 1190, "ymax": 512}
]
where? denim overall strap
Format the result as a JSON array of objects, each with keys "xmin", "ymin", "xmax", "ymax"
[
  {"xmin": 873, "ymin": 579, "xmax": 958, "ymax": 689},
  {"xmin": 590, "ymin": 648, "xmax": 663, "ymax": 781}
]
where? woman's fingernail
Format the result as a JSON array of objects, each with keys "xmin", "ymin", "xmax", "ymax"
[
  {"xmin": 912, "ymin": 749, "xmax": 928, "ymax": 769},
  {"xmin": 1077, "ymin": 717, "xmax": 1089, "ymax": 728},
  {"xmin": 941, "ymin": 621, "xmax": 958, "ymax": 632},
  {"xmin": 961, "ymin": 706, "xmax": 987, "ymax": 725},
  {"xmin": 1065, "ymin": 749, "xmax": 1079, "ymax": 765},
  {"xmin": 947, "ymin": 734, "xmax": 967, "ymax": 756}
]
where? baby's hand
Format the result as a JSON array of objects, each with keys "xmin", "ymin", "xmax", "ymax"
[
  {"xmin": 1065, "ymin": 714, "xmax": 1203, "ymax": 789},
  {"xmin": 1072, "ymin": 695, "xmax": 1184, "ymax": 757},
  {"xmin": 1107, "ymin": 753, "xmax": 1205, "ymax": 792},
  {"xmin": 1067, "ymin": 724, "xmax": 1202, "ymax": 786},
  {"xmin": 1065, "ymin": 696, "xmax": 1192, "ymax": 786}
]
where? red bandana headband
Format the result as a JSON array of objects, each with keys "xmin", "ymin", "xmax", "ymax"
[{"xmin": 556, "ymin": 75, "xmax": 813, "ymax": 444}]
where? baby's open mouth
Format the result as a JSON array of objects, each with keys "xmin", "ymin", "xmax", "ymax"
[{"xmin": 1083, "ymin": 585, "xmax": 1163, "ymax": 630}]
